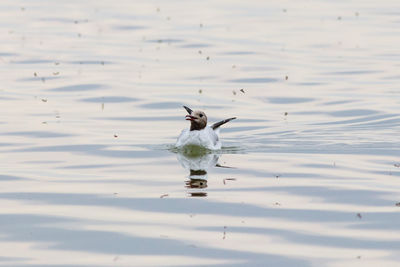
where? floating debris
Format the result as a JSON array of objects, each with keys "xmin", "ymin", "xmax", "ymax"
[
  {"xmin": 206, "ymin": 56, "xmax": 210, "ymax": 60},
  {"xmin": 41, "ymin": 99, "xmax": 47, "ymax": 102},
  {"xmin": 232, "ymin": 90, "xmax": 236, "ymax": 95},
  {"xmin": 223, "ymin": 178, "xmax": 236, "ymax": 185},
  {"xmin": 198, "ymin": 50, "xmax": 202, "ymax": 54},
  {"xmin": 394, "ymin": 163, "xmax": 400, "ymax": 168},
  {"xmin": 114, "ymin": 134, "xmax": 118, "ymax": 138},
  {"xmin": 54, "ymin": 62, "xmax": 60, "ymax": 65},
  {"xmin": 200, "ymin": 23, "xmax": 203, "ymax": 28},
  {"xmin": 198, "ymin": 89, "xmax": 202, "ymax": 94},
  {"xmin": 275, "ymin": 174, "xmax": 281, "ymax": 178},
  {"xmin": 33, "ymin": 72, "xmax": 37, "ymax": 77},
  {"xmin": 285, "ymin": 75, "xmax": 288, "ymax": 80},
  {"xmin": 216, "ymin": 163, "xmax": 235, "ymax": 169},
  {"xmin": 274, "ymin": 202, "xmax": 281, "ymax": 206},
  {"xmin": 337, "ymin": 16, "xmax": 342, "ymax": 20},
  {"xmin": 356, "ymin": 213, "xmax": 362, "ymax": 219},
  {"xmin": 284, "ymin": 112, "xmax": 288, "ymax": 116},
  {"xmin": 53, "ymin": 72, "xmax": 59, "ymax": 75},
  {"xmin": 395, "ymin": 202, "xmax": 400, "ymax": 207},
  {"xmin": 240, "ymin": 88, "xmax": 245, "ymax": 93},
  {"xmin": 160, "ymin": 194, "xmax": 169, "ymax": 198},
  {"xmin": 232, "ymin": 65, "xmax": 236, "ymax": 68}
]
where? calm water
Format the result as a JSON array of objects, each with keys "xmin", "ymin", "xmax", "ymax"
[{"xmin": 1, "ymin": 0, "xmax": 400, "ymax": 266}]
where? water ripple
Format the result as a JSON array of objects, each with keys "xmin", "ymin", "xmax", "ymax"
[
  {"xmin": 80, "ymin": 96, "xmax": 139, "ymax": 103},
  {"xmin": 229, "ymin": 77, "xmax": 278, "ymax": 83},
  {"xmin": 48, "ymin": 84, "xmax": 104, "ymax": 92},
  {"xmin": 265, "ymin": 97, "xmax": 314, "ymax": 104}
]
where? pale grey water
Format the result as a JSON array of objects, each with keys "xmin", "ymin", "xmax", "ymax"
[{"xmin": 0, "ymin": 0, "xmax": 400, "ymax": 266}]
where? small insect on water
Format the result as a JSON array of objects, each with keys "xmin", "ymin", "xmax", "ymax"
[{"xmin": 223, "ymin": 178, "xmax": 236, "ymax": 185}]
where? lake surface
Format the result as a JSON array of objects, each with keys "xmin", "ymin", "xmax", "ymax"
[{"xmin": 1, "ymin": 0, "xmax": 400, "ymax": 266}]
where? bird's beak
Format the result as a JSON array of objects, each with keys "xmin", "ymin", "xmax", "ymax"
[
  {"xmin": 185, "ymin": 115, "xmax": 196, "ymax": 121},
  {"xmin": 183, "ymin": 106, "xmax": 193, "ymax": 115}
]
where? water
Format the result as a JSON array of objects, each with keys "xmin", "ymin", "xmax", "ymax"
[{"xmin": 1, "ymin": 0, "xmax": 400, "ymax": 266}]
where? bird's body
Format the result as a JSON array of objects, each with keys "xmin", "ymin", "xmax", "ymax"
[
  {"xmin": 175, "ymin": 106, "xmax": 236, "ymax": 150},
  {"xmin": 176, "ymin": 126, "xmax": 221, "ymax": 150}
]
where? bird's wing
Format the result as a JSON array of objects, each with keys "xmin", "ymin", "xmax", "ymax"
[
  {"xmin": 211, "ymin": 117, "xmax": 236, "ymax": 130},
  {"xmin": 183, "ymin": 106, "xmax": 193, "ymax": 114}
]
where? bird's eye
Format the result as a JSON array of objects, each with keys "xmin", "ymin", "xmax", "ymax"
[{"xmin": 199, "ymin": 114, "xmax": 203, "ymax": 117}]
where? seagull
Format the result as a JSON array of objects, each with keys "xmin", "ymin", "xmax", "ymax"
[{"xmin": 175, "ymin": 106, "xmax": 236, "ymax": 150}]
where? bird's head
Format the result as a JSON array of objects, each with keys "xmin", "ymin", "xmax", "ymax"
[{"xmin": 183, "ymin": 106, "xmax": 207, "ymax": 131}]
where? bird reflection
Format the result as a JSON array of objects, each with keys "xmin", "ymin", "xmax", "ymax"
[{"xmin": 176, "ymin": 145, "xmax": 220, "ymax": 197}]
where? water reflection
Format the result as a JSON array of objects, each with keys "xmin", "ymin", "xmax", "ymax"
[
  {"xmin": 185, "ymin": 170, "xmax": 208, "ymax": 197},
  {"xmin": 176, "ymin": 146, "xmax": 220, "ymax": 197}
]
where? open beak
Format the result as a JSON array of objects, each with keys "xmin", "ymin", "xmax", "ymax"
[
  {"xmin": 183, "ymin": 106, "xmax": 193, "ymax": 115},
  {"xmin": 185, "ymin": 115, "xmax": 196, "ymax": 121}
]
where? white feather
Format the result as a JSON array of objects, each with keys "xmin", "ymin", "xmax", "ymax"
[{"xmin": 176, "ymin": 126, "xmax": 221, "ymax": 150}]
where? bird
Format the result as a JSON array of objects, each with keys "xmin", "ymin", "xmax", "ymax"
[{"xmin": 175, "ymin": 106, "xmax": 236, "ymax": 150}]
